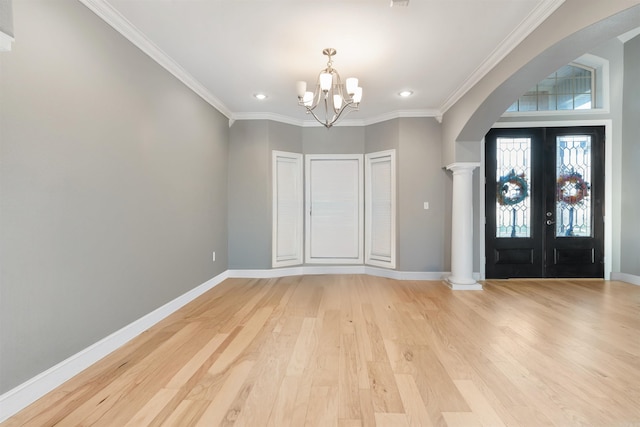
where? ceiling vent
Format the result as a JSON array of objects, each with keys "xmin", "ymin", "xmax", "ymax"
[{"xmin": 390, "ymin": 0, "xmax": 409, "ymax": 7}]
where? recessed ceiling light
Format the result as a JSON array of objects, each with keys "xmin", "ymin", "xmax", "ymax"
[
  {"xmin": 399, "ymin": 90, "xmax": 413, "ymax": 98},
  {"xmin": 254, "ymin": 93, "xmax": 267, "ymax": 100}
]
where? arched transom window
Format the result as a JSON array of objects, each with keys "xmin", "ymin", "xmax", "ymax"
[{"xmin": 506, "ymin": 63, "xmax": 595, "ymax": 112}]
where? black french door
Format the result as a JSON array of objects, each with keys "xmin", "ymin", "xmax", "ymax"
[{"xmin": 485, "ymin": 126, "xmax": 604, "ymax": 279}]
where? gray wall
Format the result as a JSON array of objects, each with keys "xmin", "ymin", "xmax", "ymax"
[
  {"xmin": 397, "ymin": 119, "xmax": 450, "ymax": 271},
  {"xmin": 228, "ymin": 121, "xmax": 271, "ymax": 269},
  {"xmin": 229, "ymin": 118, "xmax": 451, "ymax": 272},
  {"xmin": 621, "ymin": 35, "xmax": 640, "ymax": 276},
  {"xmin": 0, "ymin": 0, "xmax": 229, "ymax": 393},
  {"xmin": 0, "ymin": 0, "xmax": 13, "ymax": 38}
]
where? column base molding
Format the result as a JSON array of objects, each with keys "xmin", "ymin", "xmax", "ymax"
[{"xmin": 445, "ymin": 275, "xmax": 483, "ymax": 290}]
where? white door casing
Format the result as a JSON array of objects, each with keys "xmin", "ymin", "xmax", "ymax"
[
  {"xmin": 365, "ymin": 150, "xmax": 396, "ymax": 268},
  {"xmin": 305, "ymin": 154, "xmax": 364, "ymax": 264},
  {"xmin": 272, "ymin": 151, "xmax": 304, "ymax": 267}
]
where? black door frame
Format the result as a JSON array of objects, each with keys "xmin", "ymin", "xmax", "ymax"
[{"xmin": 480, "ymin": 120, "xmax": 611, "ymax": 280}]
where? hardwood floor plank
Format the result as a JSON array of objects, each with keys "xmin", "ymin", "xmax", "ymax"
[
  {"xmin": 158, "ymin": 399, "xmax": 208, "ymax": 427},
  {"xmin": 165, "ymin": 332, "xmax": 229, "ymax": 389},
  {"xmin": 286, "ymin": 317, "xmax": 318, "ymax": 377},
  {"xmin": 124, "ymin": 388, "xmax": 178, "ymax": 426},
  {"xmin": 207, "ymin": 306, "xmax": 273, "ymax": 376},
  {"xmin": 231, "ymin": 314, "xmax": 302, "ymax": 427},
  {"xmin": 441, "ymin": 411, "xmax": 481, "ymax": 427},
  {"xmin": 338, "ymin": 333, "xmax": 361, "ymax": 420},
  {"xmin": 395, "ymin": 373, "xmax": 434, "ymax": 427},
  {"xmin": 266, "ymin": 376, "xmax": 300, "ymax": 427},
  {"xmin": 374, "ymin": 412, "xmax": 410, "ymax": 427},
  {"xmin": 452, "ymin": 380, "xmax": 505, "ymax": 427},
  {"xmin": 304, "ymin": 386, "xmax": 338, "ymax": 427},
  {"xmin": 193, "ymin": 360, "xmax": 255, "ymax": 426},
  {"xmin": 3, "ymin": 276, "xmax": 640, "ymax": 427}
]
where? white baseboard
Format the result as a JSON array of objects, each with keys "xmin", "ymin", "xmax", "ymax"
[
  {"xmin": 0, "ymin": 271, "xmax": 229, "ymax": 423},
  {"xmin": 610, "ymin": 272, "xmax": 640, "ymax": 286},
  {"xmin": 0, "ymin": 266, "xmax": 453, "ymax": 422},
  {"xmin": 228, "ymin": 266, "xmax": 450, "ymax": 281}
]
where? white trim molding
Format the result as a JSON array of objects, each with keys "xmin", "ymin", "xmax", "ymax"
[
  {"xmin": 0, "ymin": 30, "xmax": 13, "ymax": 51},
  {"xmin": 272, "ymin": 151, "xmax": 304, "ymax": 268},
  {"xmin": 0, "ymin": 272, "xmax": 229, "ymax": 423},
  {"xmin": 611, "ymin": 272, "xmax": 640, "ymax": 286},
  {"xmin": 227, "ymin": 266, "xmax": 450, "ymax": 281},
  {"xmin": 439, "ymin": 0, "xmax": 566, "ymax": 114},
  {"xmin": 78, "ymin": 0, "xmax": 231, "ymax": 119},
  {"xmin": 305, "ymin": 154, "xmax": 364, "ymax": 265},
  {"xmin": 365, "ymin": 150, "xmax": 397, "ymax": 269}
]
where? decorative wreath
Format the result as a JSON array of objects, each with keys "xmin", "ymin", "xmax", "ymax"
[
  {"xmin": 497, "ymin": 170, "xmax": 529, "ymax": 206},
  {"xmin": 557, "ymin": 171, "xmax": 589, "ymax": 205}
]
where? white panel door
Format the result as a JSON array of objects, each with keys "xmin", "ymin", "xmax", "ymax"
[
  {"xmin": 306, "ymin": 155, "xmax": 363, "ymax": 264},
  {"xmin": 365, "ymin": 150, "xmax": 396, "ymax": 268},
  {"xmin": 272, "ymin": 151, "xmax": 303, "ymax": 267}
]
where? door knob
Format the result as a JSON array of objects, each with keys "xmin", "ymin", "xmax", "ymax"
[{"xmin": 546, "ymin": 219, "xmax": 555, "ymax": 225}]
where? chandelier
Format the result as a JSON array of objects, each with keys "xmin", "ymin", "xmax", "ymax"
[{"xmin": 296, "ymin": 48, "xmax": 363, "ymax": 128}]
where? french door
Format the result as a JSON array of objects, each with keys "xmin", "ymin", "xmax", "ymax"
[{"xmin": 485, "ymin": 126, "xmax": 604, "ymax": 278}]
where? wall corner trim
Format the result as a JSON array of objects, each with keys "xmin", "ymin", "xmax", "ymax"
[{"xmin": 0, "ymin": 271, "xmax": 229, "ymax": 423}]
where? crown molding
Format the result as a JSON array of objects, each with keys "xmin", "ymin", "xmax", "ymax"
[
  {"xmin": 231, "ymin": 112, "xmax": 305, "ymax": 127},
  {"xmin": 439, "ymin": 0, "xmax": 566, "ymax": 114},
  {"xmin": 0, "ymin": 30, "xmax": 13, "ymax": 52},
  {"xmin": 361, "ymin": 109, "xmax": 442, "ymax": 126},
  {"xmin": 78, "ymin": 0, "xmax": 232, "ymax": 119},
  {"xmin": 618, "ymin": 26, "xmax": 640, "ymax": 43},
  {"xmin": 232, "ymin": 109, "xmax": 442, "ymax": 128}
]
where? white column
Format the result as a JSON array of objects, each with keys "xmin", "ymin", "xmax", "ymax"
[{"xmin": 446, "ymin": 162, "xmax": 482, "ymax": 290}]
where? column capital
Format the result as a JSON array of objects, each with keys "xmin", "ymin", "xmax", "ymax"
[{"xmin": 445, "ymin": 162, "xmax": 480, "ymax": 173}]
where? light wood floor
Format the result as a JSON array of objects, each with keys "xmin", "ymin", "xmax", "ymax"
[{"xmin": 3, "ymin": 275, "xmax": 640, "ymax": 426}]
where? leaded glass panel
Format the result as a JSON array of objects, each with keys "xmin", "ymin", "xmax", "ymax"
[
  {"xmin": 555, "ymin": 135, "xmax": 592, "ymax": 237},
  {"xmin": 496, "ymin": 137, "xmax": 531, "ymax": 238}
]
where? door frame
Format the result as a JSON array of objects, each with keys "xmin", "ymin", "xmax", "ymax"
[
  {"xmin": 479, "ymin": 119, "xmax": 613, "ymax": 280},
  {"xmin": 305, "ymin": 154, "xmax": 364, "ymax": 264}
]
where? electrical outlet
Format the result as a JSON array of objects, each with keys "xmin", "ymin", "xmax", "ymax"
[
  {"xmin": 212, "ymin": 251, "xmax": 216, "ymax": 262},
  {"xmin": 424, "ymin": 202, "xmax": 429, "ymax": 210}
]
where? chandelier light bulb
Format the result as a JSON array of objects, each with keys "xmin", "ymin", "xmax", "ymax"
[
  {"xmin": 346, "ymin": 77, "xmax": 358, "ymax": 96},
  {"xmin": 333, "ymin": 94, "xmax": 342, "ymax": 110},
  {"xmin": 319, "ymin": 73, "xmax": 333, "ymax": 91},
  {"xmin": 303, "ymin": 91, "xmax": 314, "ymax": 106},
  {"xmin": 353, "ymin": 87, "xmax": 363, "ymax": 103},
  {"xmin": 296, "ymin": 81, "xmax": 307, "ymax": 98}
]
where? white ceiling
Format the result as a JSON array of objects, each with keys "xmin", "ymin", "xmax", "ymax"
[{"xmin": 83, "ymin": 0, "xmax": 567, "ymax": 126}]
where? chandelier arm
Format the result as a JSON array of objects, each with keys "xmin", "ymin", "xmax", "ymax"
[
  {"xmin": 329, "ymin": 100, "xmax": 357, "ymax": 125},
  {"xmin": 304, "ymin": 105, "xmax": 333, "ymax": 128}
]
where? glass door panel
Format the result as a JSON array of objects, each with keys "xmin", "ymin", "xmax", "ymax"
[
  {"xmin": 555, "ymin": 135, "xmax": 592, "ymax": 238},
  {"xmin": 496, "ymin": 137, "xmax": 531, "ymax": 238}
]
